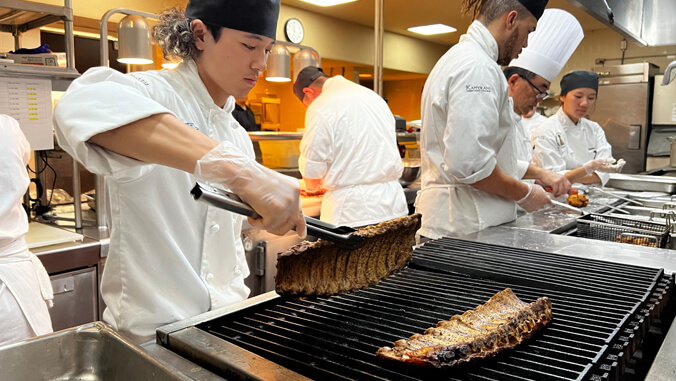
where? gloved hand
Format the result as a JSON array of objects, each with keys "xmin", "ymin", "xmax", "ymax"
[
  {"xmin": 194, "ymin": 141, "xmax": 307, "ymax": 238},
  {"xmin": 535, "ymin": 169, "xmax": 572, "ymax": 197},
  {"xmin": 516, "ymin": 183, "xmax": 551, "ymax": 212},
  {"xmin": 583, "ymin": 158, "xmax": 626, "ymax": 175}
]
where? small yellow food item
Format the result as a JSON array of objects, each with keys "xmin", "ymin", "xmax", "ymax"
[{"xmin": 567, "ymin": 194, "xmax": 588, "ymax": 207}]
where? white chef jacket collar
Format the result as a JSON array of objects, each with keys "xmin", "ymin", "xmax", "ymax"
[
  {"xmin": 175, "ymin": 60, "xmax": 237, "ymax": 125},
  {"xmin": 461, "ymin": 21, "xmax": 499, "ymax": 63},
  {"xmin": 555, "ymin": 107, "xmax": 581, "ymax": 131}
]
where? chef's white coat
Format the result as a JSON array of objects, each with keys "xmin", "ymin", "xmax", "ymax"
[
  {"xmin": 531, "ymin": 107, "xmax": 614, "ymax": 185},
  {"xmin": 416, "ymin": 21, "xmax": 522, "ymax": 239},
  {"xmin": 54, "ymin": 60, "xmax": 253, "ymax": 343},
  {"xmin": 0, "ymin": 115, "xmax": 53, "ymax": 347},
  {"xmin": 522, "ymin": 111, "xmax": 547, "ymax": 139},
  {"xmin": 299, "ymin": 75, "xmax": 407, "ymax": 227}
]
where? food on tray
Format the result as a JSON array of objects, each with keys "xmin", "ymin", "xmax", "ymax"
[
  {"xmin": 567, "ymin": 194, "xmax": 588, "ymax": 207},
  {"xmin": 615, "ymin": 235, "xmax": 657, "ymax": 247},
  {"xmin": 376, "ymin": 288, "xmax": 553, "ymax": 368},
  {"xmin": 275, "ymin": 214, "xmax": 421, "ymax": 296},
  {"xmin": 300, "ymin": 187, "xmax": 327, "ymax": 197}
]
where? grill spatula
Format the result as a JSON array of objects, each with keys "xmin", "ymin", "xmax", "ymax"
[{"xmin": 190, "ymin": 183, "xmax": 365, "ymax": 249}]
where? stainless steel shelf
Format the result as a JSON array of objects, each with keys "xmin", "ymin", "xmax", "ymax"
[{"xmin": 0, "ymin": 0, "xmax": 72, "ymax": 33}]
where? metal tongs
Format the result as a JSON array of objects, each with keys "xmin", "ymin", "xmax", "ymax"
[{"xmin": 190, "ymin": 183, "xmax": 365, "ymax": 249}]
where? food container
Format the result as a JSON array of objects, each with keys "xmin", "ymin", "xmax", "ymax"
[
  {"xmin": 399, "ymin": 158, "xmax": 420, "ymax": 187},
  {"xmin": 576, "ymin": 213, "xmax": 671, "ymax": 248}
]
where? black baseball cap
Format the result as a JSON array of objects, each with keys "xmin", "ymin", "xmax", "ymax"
[
  {"xmin": 185, "ymin": 0, "xmax": 280, "ymax": 40},
  {"xmin": 293, "ymin": 66, "xmax": 327, "ymax": 102}
]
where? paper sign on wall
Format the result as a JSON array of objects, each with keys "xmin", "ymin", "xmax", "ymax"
[{"xmin": 0, "ymin": 77, "xmax": 54, "ymax": 150}]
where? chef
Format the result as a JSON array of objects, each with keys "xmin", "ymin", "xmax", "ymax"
[
  {"xmin": 0, "ymin": 115, "xmax": 54, "ymax": 346},
  {"xmin": 532, "ymin": 70, "xmax": 624, "ymax": 185},
  {"xmin": 54, "ymin": 0, "xmax": 305, "ymax": 343},
  {"xmin": 416, "ymin": 0, "xmax": 572, "ymax": 239},
  {"xmin": 505, "ymin": 8, "xmax": 584, "ymax": 168},
  {"xmin": 293, "ymin": 66, "xmax": 408, "ymax": 227}
]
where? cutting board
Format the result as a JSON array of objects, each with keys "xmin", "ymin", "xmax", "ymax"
[{"xmin": 25, "ymin": 222, "xmax": 84, "ymax": 249}]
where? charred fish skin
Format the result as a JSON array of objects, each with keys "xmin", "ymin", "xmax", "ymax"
[
  {"xmin": 275, "ymin": 214, "xmax": 421, "ymax": 296},
  {"xmin": 376, "ymin": 289, "xmax": 553, "ymax": 368}
]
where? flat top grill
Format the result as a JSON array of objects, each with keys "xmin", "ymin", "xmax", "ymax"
[{"xmin": 167, "ymin": 238, "xmax": 672, "ymax": 381}]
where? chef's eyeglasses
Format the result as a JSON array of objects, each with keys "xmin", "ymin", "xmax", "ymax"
[{"xmin": 519, "ymin": 75, "xmax": 550, "ymax": 101}]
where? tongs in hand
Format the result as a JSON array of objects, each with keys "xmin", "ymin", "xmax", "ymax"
[{"xmin": 190, "ymin": 183, "xmax": 365, "ymax": 249}]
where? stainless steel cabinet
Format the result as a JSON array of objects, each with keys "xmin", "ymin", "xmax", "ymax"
[{"xmin": 49, "ymin": 267, "xmax": 97, "ymax": 331}]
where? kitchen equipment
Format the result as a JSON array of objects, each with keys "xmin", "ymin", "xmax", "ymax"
[
  {"xmin": 190, "ymin": 183, "xmax": 365, "ymax": 249},
  {"xmin": 668, "ymin": 136, "xmax": 676, "ymax": 167},
  {"xmin": 550, "ymin": 199, "xmax": 585, "ymax": 215},
  {"xmin": 398, "ymin": 158, "xmax": 420, "ymax": 187},
  {"xmin": 576, "ymin": 213, "xmax": 672, "ymax": 248},
  {"xmin": 605, "ymin": 173, "xmax": 676, "ymax": 193},
  {"xmin": 588, "ymin": 186, "xmax": 644, "ymax": 205},
  {"xmin": 0, "ymin": 322, "xmax": 192, "ymax": 381},
  {"xmin": 157, "ymin": 238, "xmax": 672, "ymax": 381},
  {"xmin": 593, "ymin": 63, "xmax": 659, "ymax": 173}
]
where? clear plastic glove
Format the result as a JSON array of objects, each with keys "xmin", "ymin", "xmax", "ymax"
[
  {"xmin": 194, "ymin": 141, "xmax": 307, "ymax": 238},
  {"xmin": 516, "ymin": 183, "xmax": 551, "ymax": 213},
  {"xmin": 583, "ymin": 158, "xmax": 626, "ymax": 175},
  {"xmin": 535, "ymin": 170, "xmax": 571, "ymax": 197}
]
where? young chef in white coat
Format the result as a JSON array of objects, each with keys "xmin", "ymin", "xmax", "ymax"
[
  {"xmin": 505, "ymin": 8, "xmax": 584, "ymax": 169},
  {"xmin": 416, "ymin": 0, "xmax": 572, "ymax": 239},
  {"xmin": 54, "ymin": 0, "xmax": 306, "ymax": 343},
  {"xmin": 0, "ymin": 115, "xmax": 54, "ymax": 346},
  {"xmin": 532, "ymin": 71, "xmax": 625, "ymax": 185},
  {"xmin": 293, "ymin": 66, "xmax": 408, "ymax": 227}
]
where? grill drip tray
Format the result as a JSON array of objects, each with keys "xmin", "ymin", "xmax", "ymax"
[{"xmin": 159, "ymin": 238, "xmax": 674, "ymax": 381}]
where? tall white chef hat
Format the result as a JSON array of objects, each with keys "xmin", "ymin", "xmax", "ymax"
[{"xmin": 509, "ymin": 9, "xmax": 584, "ymax": 82}]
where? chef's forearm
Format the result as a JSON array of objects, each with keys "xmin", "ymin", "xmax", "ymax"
[
  {"xmin": 565, "ymin": 167, "xmax": 600, "ymax": 184},
  {"xmin": 471, "ymin": 167, "xmax": 529, "ymax": 201},
  {"xmin": 89, "ymin": 113, "xmax": 219, "ymax": 173}
]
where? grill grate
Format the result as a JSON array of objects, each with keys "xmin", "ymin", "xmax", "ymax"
[{"xmin": 176, "ymin": 238, "xmax": 671, "ymax": 381}]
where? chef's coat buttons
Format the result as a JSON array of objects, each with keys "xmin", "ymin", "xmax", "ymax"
[
  {"xmin": 210, "ymin": 224, "xmax": 220, "ymax": 232},
  {"xmin": 206, "ymin": 273, "xmax": 214, "ymax": 282},
  {"xmin": 233, "ymin": 265, "xmax": 241, "ymax": 276}
]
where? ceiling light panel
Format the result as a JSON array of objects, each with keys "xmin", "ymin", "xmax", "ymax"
[
  {"xmin": 407, "ymin": 24, "xmax": 456, "ymax": 35},
  {"xmin": 300, "ymin": 0, "xmax": 357, "ymax": 7}
]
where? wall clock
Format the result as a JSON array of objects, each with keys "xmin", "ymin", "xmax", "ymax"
[{"xmin": 284, "ymin": 18, "xmax": 304, "ymax": 44}]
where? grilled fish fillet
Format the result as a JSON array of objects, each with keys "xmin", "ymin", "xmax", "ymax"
[
  {"xmin": 377, "ymin": 288, "xmax": 552, "ymax": 368},
  {"xmin": 275, "ymin": 214, "xmax": 421, "ymax": 296}
]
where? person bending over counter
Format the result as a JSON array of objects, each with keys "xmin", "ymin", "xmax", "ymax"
[{"xmin": 532, "ymin": 70, "xmax": 625, "ymax": 185}]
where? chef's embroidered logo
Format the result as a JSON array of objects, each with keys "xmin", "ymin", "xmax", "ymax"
[
  {"xmin": 185, "ymin": 122, "xmax": 199, "ymax": 131},
  {"xmin": 466, "ymin": 85, "xmax": 492, "ymax": 93}
]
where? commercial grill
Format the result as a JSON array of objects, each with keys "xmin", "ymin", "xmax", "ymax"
[{"xmin": 157, "ymin": 238, "xmax": 674, "ymax": 381}]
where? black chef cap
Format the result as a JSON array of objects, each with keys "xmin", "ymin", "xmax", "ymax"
[
  {"xmin": 293, "ymin": 66, "xmax": 327, "ymax": 102},
  {"xmin": 516, "ymin": 0, "xmax": 549, "ymax": 20},
  {"xmin": 185, "ymin": 0, "xmax": 280, "ymax": 40},
  {"xmin": 560, "ymin": 70, "xmax": 599, "ymax": 96}
]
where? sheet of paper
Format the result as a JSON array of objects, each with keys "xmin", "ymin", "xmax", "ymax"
[{"xmin": 0, "ymin": 77, "xmax": 54, "ymax": 150}]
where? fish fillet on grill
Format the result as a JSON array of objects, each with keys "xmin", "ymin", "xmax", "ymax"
[
  {"xmin": 275, "ymin": 214, "xmax": 421, "ymax": 296},
  {"xmin": 377, "ymin": 288, "xmax": 552, "ymax": 368}
]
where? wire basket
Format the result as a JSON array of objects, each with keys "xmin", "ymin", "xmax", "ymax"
[{"xmin": 576, "ymin": 213, "xmax": 672, "ymax": 248}]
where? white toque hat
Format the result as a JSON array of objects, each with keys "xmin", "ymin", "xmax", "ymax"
[{"xmin": 509, "ymin": 9, "xmax": 584, "ymax": 82}]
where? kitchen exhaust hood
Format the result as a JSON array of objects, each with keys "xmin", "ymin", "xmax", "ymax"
[{"xmin": 567, "ymin": 0, "xmax": 676, "ymax": 46}]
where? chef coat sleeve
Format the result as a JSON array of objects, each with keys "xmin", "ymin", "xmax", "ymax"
[
  {"xmin": 531, "ymin": 122, "xmax": 567, "ymax": 173},
  {"xmin": 516, "ymin": 159, "xmax": 530, "ymax": 180},
  {"xmin": 298, "ymin": 110, "xmax": 333, "ymax": 180},
  {"xmin": 591, "ymin": 121, "xmax": 614, "ymax": 185},
  {"xmin": 54, "ymin": 67, "xmax": 176, "ymax": 180},
  {"xmin": 439, "ymin": 65, "xmax": 502, "ymax": 184}
]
